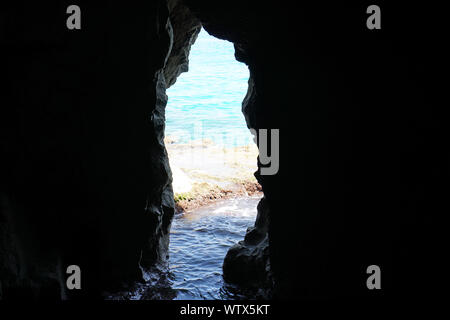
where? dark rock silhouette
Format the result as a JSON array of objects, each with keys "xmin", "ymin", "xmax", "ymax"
[{"xmin": 223, "ymin": 197, "xmax": 271, "ymax": 290}]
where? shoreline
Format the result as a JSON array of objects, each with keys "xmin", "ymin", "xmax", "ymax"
[{"xmin": 165, "ymin": 137, "xmax": 262, "ymax": 212}]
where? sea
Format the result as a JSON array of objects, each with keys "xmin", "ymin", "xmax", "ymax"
[
  {"xmin": 169, "ymin": 196, "xmax": 261, "ymax": 300},
  {"xmin": 165, "ymin": 28, "xmax": 252, "ymax": 148}
]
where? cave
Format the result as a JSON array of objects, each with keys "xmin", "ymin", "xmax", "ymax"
[{"xmin": 1, "ymin": 1, "xmax": 444, "ymax": 302}]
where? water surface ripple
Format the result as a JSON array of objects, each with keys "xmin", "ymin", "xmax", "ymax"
[{"xmin": 169, "ymin": 196, "xmax": 260, "ymax": 300}]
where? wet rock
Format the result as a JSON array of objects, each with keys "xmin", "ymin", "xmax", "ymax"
[{"xmin": 223, "ymin": 197, "xmax": 272, "ymax": 292}]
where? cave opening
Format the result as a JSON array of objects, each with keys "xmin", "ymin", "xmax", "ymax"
[{"xmin": 163, "ymin": 27, "xmax": 262, "ymax": 299}]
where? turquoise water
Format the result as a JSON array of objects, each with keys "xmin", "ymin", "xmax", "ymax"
[{"xmin": 165, "ymin": 28, "xmax": 252, "ymax": 147}]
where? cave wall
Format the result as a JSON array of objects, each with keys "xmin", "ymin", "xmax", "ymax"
[
  {"xmin": 1, "ymin": 0, "xmax": 445, "ymax": 300},
  {"xmin": 183, "ymin": 1, "xmax": 445, "ymax": 299},
  {"xmin": 1, "ymin": 0, "xmax": 179, "ymax": 298},
  {"xmin": 0, "ymin": 0, "xmax": 205, "ymax": 300}
]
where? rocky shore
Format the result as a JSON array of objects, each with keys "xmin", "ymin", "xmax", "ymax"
[{"xmin": 165, "ymin": 137, "xmax": 262, "ymax": 212}]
